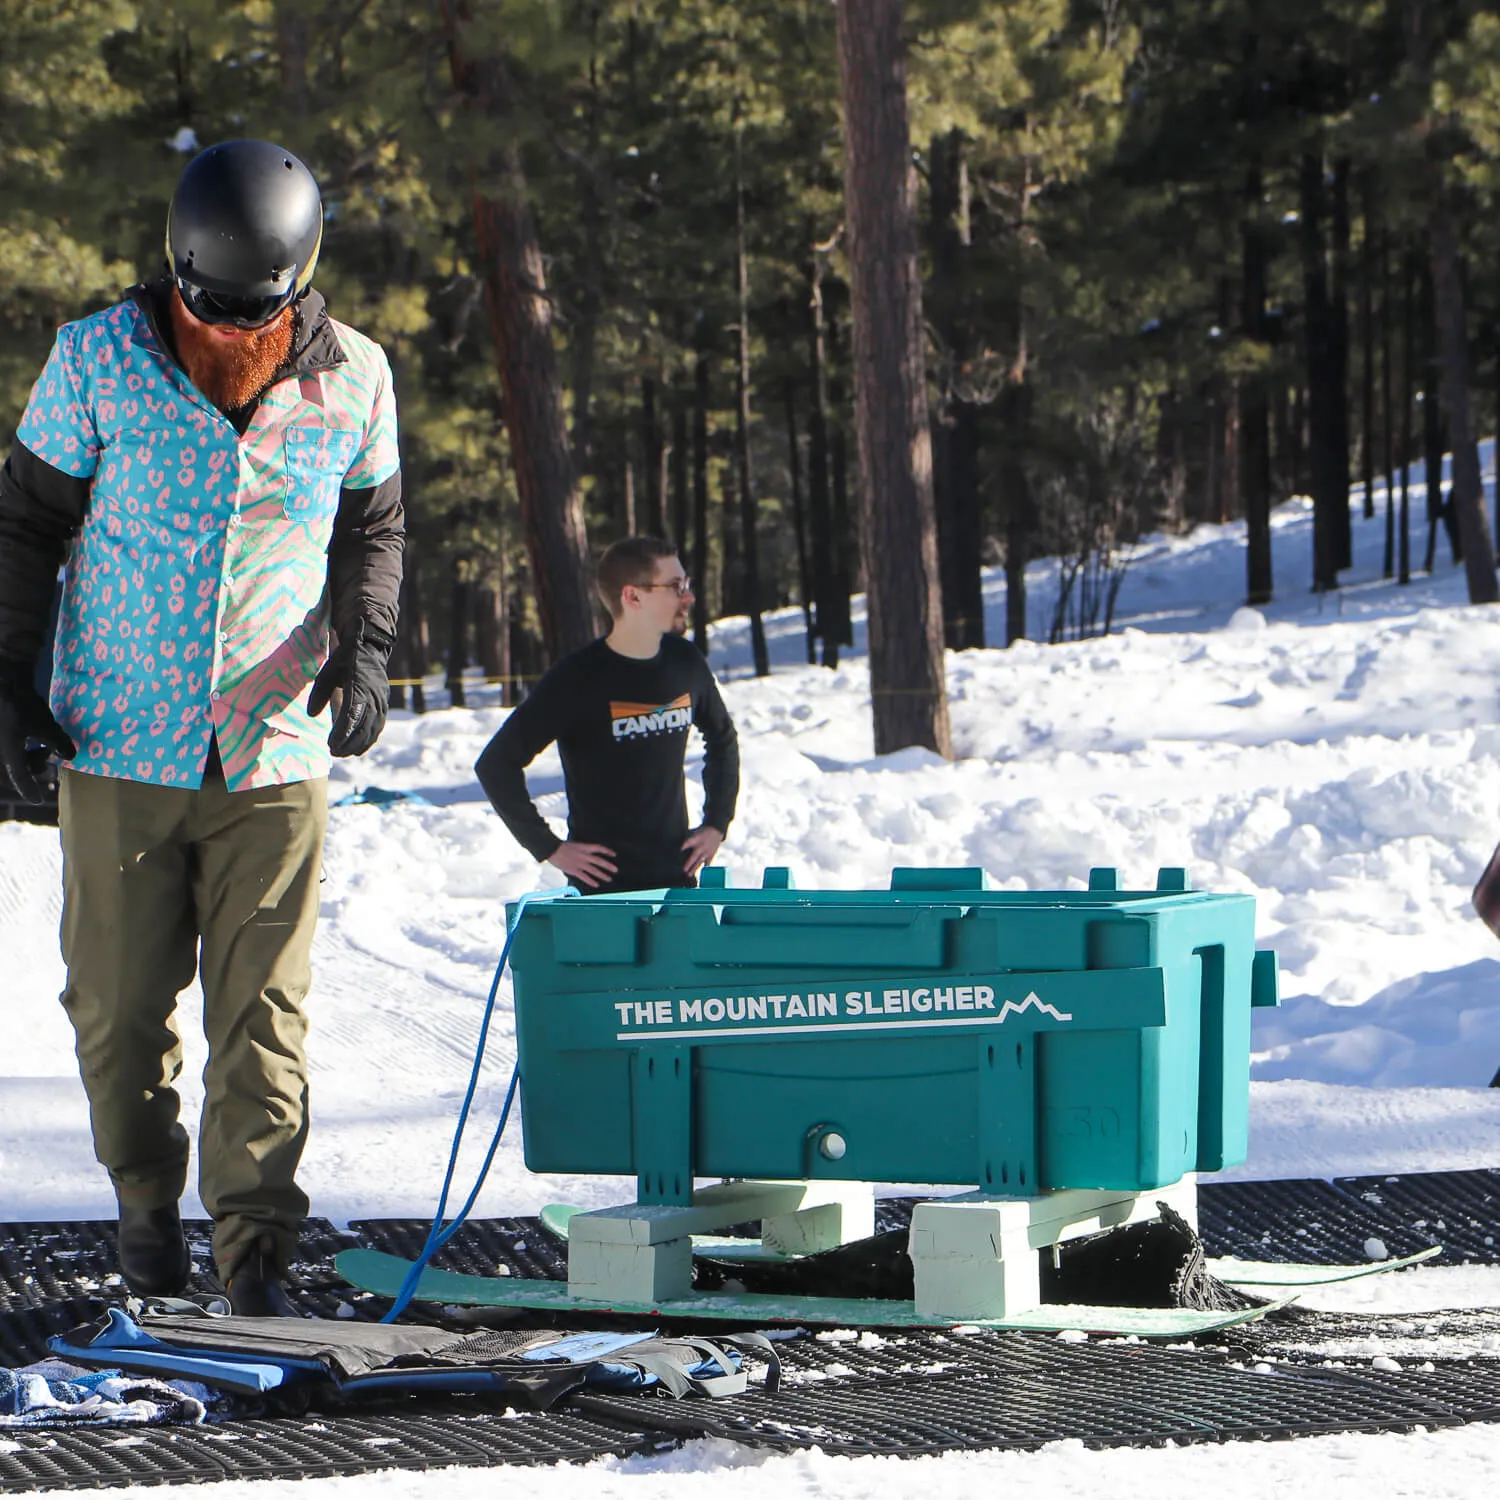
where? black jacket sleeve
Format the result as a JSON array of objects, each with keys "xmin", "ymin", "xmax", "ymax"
[
  {"xmin": 474, "ymin": 666, "xmax": 575, "ymax": 862},
  {"xmin": 329, "ymin": 470, "xmax": 404, "ymax": 642},
  {"xmin": 694, "ymin": 661, "xmax": 739, "ymax": 834},
  {"xmin": 0, "ymin": 442, "xmax": 89, "ymax": 665}
]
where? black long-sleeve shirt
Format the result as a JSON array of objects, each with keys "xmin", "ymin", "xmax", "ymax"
[{"xmin": 475, "ymin": 635, "xmax": 739, "ymax": 892}]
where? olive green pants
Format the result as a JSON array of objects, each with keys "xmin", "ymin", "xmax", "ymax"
[{"xmin": 58, "ymin": 763, "xmax": 328, "ymax": 1281}]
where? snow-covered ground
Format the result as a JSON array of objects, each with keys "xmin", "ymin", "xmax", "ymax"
[{"xmin": 5, "ymin": 475, "xmax": 1500, "ymax": 1495}]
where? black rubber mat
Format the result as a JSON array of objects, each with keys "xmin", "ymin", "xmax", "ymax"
[
  {"xmin": 1195, "ymin": 1178, "xmax": 1441, "ymax": 1264},
  {"xmin": 0, "ymin": 1218, "xmax": 413, "ymax": 1367},
  {"xmin": 573, "ymin": 1327, "xmax": 1500, "ymax": 1455},
  {"xmin": 3, "ymin": 1174, "xmax": 1500, "ymax": 1487},
  {"xmin": 1333, "ymin": 1170, "xmax": 1500, "ymax": 1265},
  {"xmin": 0, "ymin": 1400, "xmax": 662, "ymax": 1491},
  {"xmin": 0, "ymin": 1217, "xmax": 354, "ymax": 1304},
  {"xmin": 348, "ymin": 1215, "xmax": 569, "ymax": 1283}
]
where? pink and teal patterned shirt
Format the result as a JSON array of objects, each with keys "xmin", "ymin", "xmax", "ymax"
[{"xmin": 14, "ymin": 296, "xmax": 399, "ymax": 791}]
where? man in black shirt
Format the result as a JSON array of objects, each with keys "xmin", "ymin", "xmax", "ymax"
[{"xmin": 476, "ymin": 537, "xmax": 739, "ymax": 893}]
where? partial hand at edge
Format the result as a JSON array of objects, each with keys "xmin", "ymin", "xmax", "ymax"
[
  {"xmin": 681, "ymin": 824, "xmax": 724, "ymax": 879},
  {"xmin": 547, "ymin": 841, "xmax": 618, "ymax": 890},
  {"xmin": 0, "ymin": 663, "xmax": 75, "ymax": 803},
  {"xmin": 307, "ymin": 619, "xmax": 394, "ymax": 758}
]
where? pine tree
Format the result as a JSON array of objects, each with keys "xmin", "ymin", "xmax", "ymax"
[
  {"xmin": 0, "ymin": 0, "xmax": 138, "ymax": 429},
  {"xmin": 441, "ymin": 0, "xmax": 598, "ymax": 659},
  {"xmin": 836, "ymin": 0, "xmax": 951, "ymax": 758}
]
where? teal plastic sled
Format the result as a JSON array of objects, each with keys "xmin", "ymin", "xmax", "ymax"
[{"xmin": 506, "ymin": 867, "xmax": 1279, "ymax": 1206}]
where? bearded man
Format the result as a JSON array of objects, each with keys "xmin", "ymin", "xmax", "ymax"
[{"xmin": 0, "ymin": 140, "xmax": 404, "ymax": 1315}]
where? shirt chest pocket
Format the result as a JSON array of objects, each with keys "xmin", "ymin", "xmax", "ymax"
[{"xmin": 283, "ymin": 426, "xmax": 361, "ymax": 522}]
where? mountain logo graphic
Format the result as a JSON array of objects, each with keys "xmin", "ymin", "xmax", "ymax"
[{"xmin": 997, "ymin": 991, "xmax": 1074, "ymax": 1024}]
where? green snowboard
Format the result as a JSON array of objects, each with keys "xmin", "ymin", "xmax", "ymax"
[
  {"xmin": 1205, "ymin": 1244, "xmax": 1442, "ymax": 1286},
  {"xmin": 336, "ymin": 1247, "xmax": 1296, "ymax": 1338}
]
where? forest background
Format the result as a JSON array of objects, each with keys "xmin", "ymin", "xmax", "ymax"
[{"xmin": 4, "ymin": 0, "xmax": 1500, "ymax": 747}]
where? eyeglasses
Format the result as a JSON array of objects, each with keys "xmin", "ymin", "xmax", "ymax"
[
  {"xmin": 177, "ymin": 277, "xmax": 296, "ymax": 330},
  {"xmin": 635, "ymin": 576, "xmax": 693, "ymax": 598}
]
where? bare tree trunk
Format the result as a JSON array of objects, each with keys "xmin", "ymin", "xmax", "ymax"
[
  {"xmin": 509, "ymin": 603, "xmax": 544, "ymax": 705},
  {"xmin": 928, "ymin": 128, "xmax": 984, "ymax": 650},
  {"xmin": 670, "ymin": 391, "xmax": 689, "ymax": 554},
  {"xmin": 1208, "ymin": 278, "xmax": 1238, "ymax": 526},
  {"xmin": 1241, "ymin": 160, "xmax": 1274, "ymax": 605},
  {"xmin": 732, "ymin": 113, "xmax": 769, "ymax": 677},
  {"xmin": 691, "ymin": 336, "xmax": 711, "ymax": 656},
  {"xmin": 1381, "ymin": 213, "xmax": 1396, "ymax": 579},
  {"xmin": 1429, "ymin": 199, "xmax": 1497, "ymax": 599},
  {"xmin": 720, "ymin": 442, "xmax": 742, "ymax": 617},
  {"xmin": 497, "ymin": 552, "xmax": 514, "ymax": 706},
  {"xmin": 784, "ymin": 380, "xmax": 816, "ymax": 663},
  {"xmin": 1331, "ymin": 156, "xmax": 1353, "ymax": 569},
  {"xmin": 1359, "ymin": 170, "xmax": 1376, "ymax": 523},
  {"xmin": 1300, "ymin": 148, "xmax": 1342, "ymax": 592},
  {"xmin": 1494, "ymin": 320, "xmax": 1500, "ymax": 540},
  {"xmin": 387, "ymin": 641, "xmax": 408, "ymax": 712},
  {"xmin": 444, "ymin": 3, "xmax": 595, "ymax": 661},
  {"xmin": 1157, "ymin": 388, "xmax": 1185, "ymax": 529},
  {"xmin": 1226, "ymin": 388, "xmax": 1242, "ymax": 520},
  {"xmin": 948, "ymin": 398, "xmax": 983, "ymax": 646},
  {"xmin": 1406, "ymin": 0, "xmax": 1497, "ymax": 602},
  {"xmin": 642, "ymin": 371, "xmax": 665, "ymax": 536},
  {"xmin": 389, "ymin": 573, "xmax": 412, "ymax": 715},
  {"xmin": 834, "ymin": 0, "xmax": 950, "ymax": 757},
  {"xmin": 1001, "ymin": 383, "xmax": 1034, "ymax": 646},
  {"xmin": 1421, "ymin": 262, "xmax": 1447, "ymax": 574},
  {"xmin": 805, "ymin": 243, "xmax": 839, "ymax": 667},
  {"xmin": 622, "ymin": 456, "xmax": 637, "ymax": 537},
  {"xmin": 1204, "ymin": 389, "xmax": 1222, "ymax": 526},
  {"xmin": 475, "ymin": 576, "xmax": 511, "ymax": 702},
  {"xmin": 446, "ymin": 559, "xmax": 469, "ymax": 710},
  {"xmin": 1285, "ymin": 382, "xmax": 1307, "ymax": 498},
  {"xmin": 828, "ymin": 309, "xmax": 856, "ymax": 646},
  {"xmin": 397, "ymin": 537, "xmax": 429, "ymax": 714},
  {"xmin": 1401, "ymin": 249, "xmax": 1416, "ymax": 585},
  {"xmin": 273, "ymin": 1, "xmax": 311, "ymax": 118},
  {"xmin": 569, "ymin": 17, "xmax": 605, "ymax": 479}
]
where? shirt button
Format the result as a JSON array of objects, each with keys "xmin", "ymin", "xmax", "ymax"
[
  {"xmin": 220, "ymin": 632, "xmax": 229, "ymax": 643},
  {"xmin": 212, "ymin": 691, "xmax": 222, "ymax": 701}
]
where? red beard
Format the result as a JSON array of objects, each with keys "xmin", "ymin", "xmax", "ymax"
[{"xmin": 168, "ymin": 290, "xmax": 295, "ymax": 412}]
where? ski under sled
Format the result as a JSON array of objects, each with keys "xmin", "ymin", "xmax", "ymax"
[{"xmin": 335, "ymin": 1247, "xmax": 1296, "ymax": 1338}]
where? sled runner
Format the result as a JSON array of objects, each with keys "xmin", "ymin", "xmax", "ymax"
[{"xmin": 538, "ymin": 1201, "xmax": 1444, "ymax": 1289}]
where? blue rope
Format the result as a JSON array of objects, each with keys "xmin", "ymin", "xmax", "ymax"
[{"xmin": 381, "ymin": 886, "xmax": 574, "ymax": 1323}]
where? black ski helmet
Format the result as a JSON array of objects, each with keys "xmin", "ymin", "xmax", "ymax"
[{"xmin": 166, "ymin": 139, "xmax": 323, "ymax": 325}]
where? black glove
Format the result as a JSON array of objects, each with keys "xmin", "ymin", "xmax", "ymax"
[
  {"xmin": 307, "ymin": 618, "xmax": 393, "ymax": 758},
  {"xmin": 0, "ymin": 658, "xmax": 75, "ymax": 802}
]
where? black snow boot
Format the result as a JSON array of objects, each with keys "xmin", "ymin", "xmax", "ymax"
[
  {"xmin": 226, "ymin": 1234, "xmax": 301, "ymax": 1318},
  {"xmin": 117, "ymin": 1202, "xmax": 191, "ymax": 1297}
]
